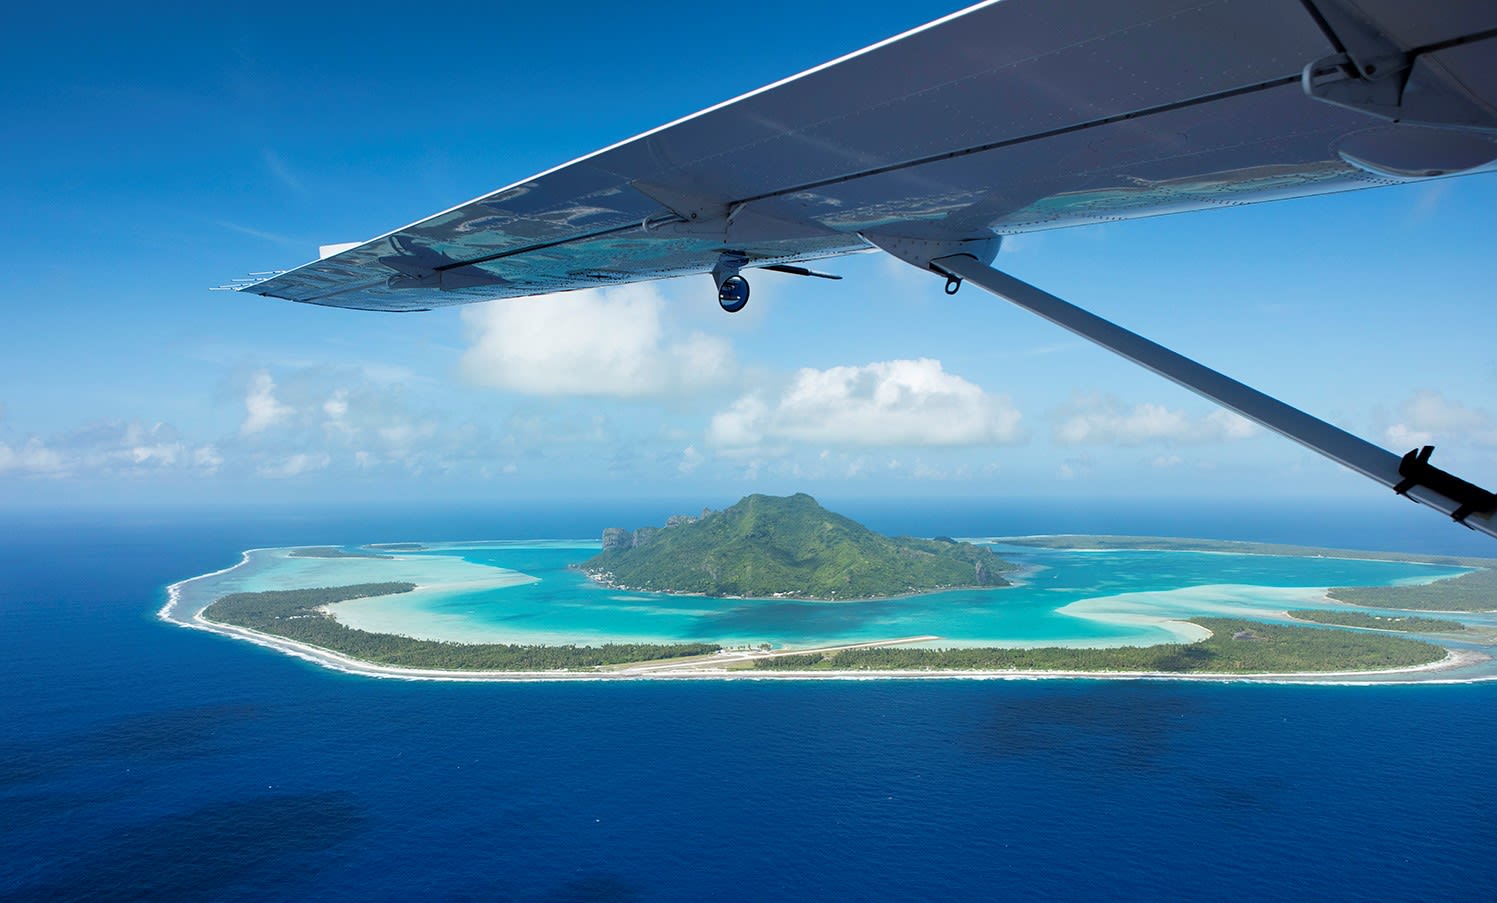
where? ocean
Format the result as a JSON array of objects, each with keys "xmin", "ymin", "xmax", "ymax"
[{"xmin": 4, "ymin": 500, "xmax": 1496, "ymax": 901}]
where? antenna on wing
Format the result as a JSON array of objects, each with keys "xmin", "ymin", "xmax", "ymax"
[{"xmin": 210, "ymin": 271, "xmax": 288, "ymax": 292}]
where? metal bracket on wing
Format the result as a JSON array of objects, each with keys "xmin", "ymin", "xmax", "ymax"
[
  {"xmin": 378, "ymin": 237, "xmax": 508, "ymax": 292},
  {"xmin": 1300, "ymin": 0, "xmax": 1497, "ymax": 137},
  {"xmin": 759, "ymin": 264, "xmax": 842, "ymax": 281},
  {"xmin": 908, "ymin": 251, "xmax": 1496, "ymax": 540},
  {"xmin": 1394, "ymin": 446, "xmax": 1497, "ymax": 525},
  {"xmin": 860, "ymin": 232, "xmax": 1003, "ymax": 295},
  {"xmin": 632, "ymin": 181, "xmax": 841, "ymax": 245}
]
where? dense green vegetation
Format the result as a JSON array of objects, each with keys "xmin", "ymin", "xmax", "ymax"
[
  {"xmin": 1288, "ymin": 610, "xmax": 1466, "ymax": 632},
  {"xmin": 1004, "ymin": 535, "xmax": 1495, "ymax": 568},
  {"xmin": 1328, "ymin": 567, "xmax": 1497, "ymax": 612},
  {"xmin": 754, "ymin": 618, "xmax": 1445, "ymax": 673},
  {"xmin": 581, "ymin": 493, "xmax": 1013, "ymax": 599},
  {"xmin": 288, "ymin": 547, "xmax": 392, "ymax": 559},
  {"xmin": 203, "ymin": 584, "xmax": 720, "ymax": 670}
]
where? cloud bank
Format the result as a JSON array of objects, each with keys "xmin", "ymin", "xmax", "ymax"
[
  {"xmin": 0, "ymin": 421, "xmax": 221, "ymax": 479},
  {"xmin": 1053, "ymin": 394, "xmax": 1256, "ymax": 446},
  {"xmin": 1386, "ymin": 390, "xmax": 1497, "ymax": 448},
  {"xmin": 240, "ymin": 370, "xmax": 292, "ymax": 435},
  {"xmin": 459, "ymin": 284, "xmax": 734, "ymax": 398},
  {"xmin": 708, "ymin": 358, "xmax": 1023, "ymax": 450}
]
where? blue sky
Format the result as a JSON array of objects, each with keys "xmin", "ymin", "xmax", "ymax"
[{"xmin": 2, "ymin": 1, "xmax": 1495, "ymax": 518}]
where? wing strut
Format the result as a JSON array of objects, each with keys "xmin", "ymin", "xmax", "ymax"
[{"xmin": 925, "ymin": 252, "xmax": 1497, "ymax": 540}]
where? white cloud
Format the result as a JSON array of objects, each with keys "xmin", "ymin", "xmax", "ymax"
[
  {"xmin": 241, "ymin": 370, "xmax": 292, "ymax": 435},
  {"xmin": 229, "ymin": 367, "xmax": 473, "ymax": 475},
  {"xmin": 1053, "ymin": 394, "xmax": 1257, "ymax": 446},
  {"xmin": 459, "ymin": 283, "xmax": 735, "ymax": 397},
  {"xmin": 1205, "ymin": 409, "xmax": 1257, "ymax": 440},
  {"xmin": 679, "ymin": 445, "xmax": 704, "ymax": 474},
  {"xmin": 1386, "ymin": 423, "xmax": 1434, "ymax": 449},
  {"xmin": 193, "ymin": 446, "xmax": 224, "ymax": 474},
  {"xmin": 707, "ymin": 358, "xmax": 1023, "ymax": 449},
  {"xmin": 129, "ymin": 442, "xmax": 180, "ymax": 466},
  {"xmin": 323, "ymin": 389, "xmax": 350, "ymax": 420},
  {"xmin": 0, "ymin": 422, "xmax": 221, "ymax": 479},
  {"xmin": 256, "ymin": 452, "xmax": 331, "ymax": 478},
  {"xmin": 0, "ymin": 438, "xmax": 68, "ymax": 477},
  {"xmin": 707, "ymin": 396, "xmax": 773, "ymax": 449},
  {"xmin": 376, "ymin": 422, "xmax": 437, "ymax": 448},
  {"xmin": 1385, "ymin": 390, "xmax": 1497, "ymax": 448}
]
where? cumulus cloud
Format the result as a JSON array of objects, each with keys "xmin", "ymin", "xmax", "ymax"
[
  {"xmin": 0, "ymin": 422, "xmax": 220, "ymax": 479},
  {"xmin": 459, "ymin": 284, "xmax": 734, "ymax": 397},
  {"xmin": 707, "ymin": 358, "xmax": 1023, "ymax": 449},
  {"xmin": 323, "ymin": 389, "xmax": 350, "ymax": 420},
  {"xmin": 0, "ymin": 438, "xmax": 68, "ymax": 477},
  {"xmin": 4, "ymin": 358, "xmax": 529, "ymax": 485},
  {"xmin": 193, "ymin": 446, "xmax": 224, "ymax": 474},
  {"xmin": 241, "ymin": 370, "xmax": 292, "ymax": 435},
  {"xmin": 707, "ymin": 396, "xmax": 773, "ymax": 449},
  {"xmin": 1053, "ymin": 394, "xmax": 1257, "ymax": 446},
  {"xmin": 256, "ymin": 452, "xmax": 331, "ymax": 478},
  {"xmin": 1385, "ymin": 390, "xmax": 1497, "ymax": 448},
  {"xmin": 1386, "ymin": 423, "xmax": 1433, "ymax": 449},
  {"xmin": 232, "ymin": 366, "xmax": 473, "ymax": 475}
]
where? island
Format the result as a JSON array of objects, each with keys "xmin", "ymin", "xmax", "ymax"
[
  {"xmin": 288, "ymin": 547, "xmax": 393, "ymax": 559},
  {"xmin": 578, "ymin": 492, "xmax": 1013, "ymax": 599},
  {"xmin": 161, "ymin": 515, "xmax": 1494, "ymax": 682},
  {"xmin": 201, "ymin": 583, "xmax": 722, "ymax": 670},
  {"xmin": 1286, "ymin": 610, "xmax": 1467, "ymax": 633},
  {"xmin": 753, "ymin": 618, "xmax": 1445, "ymax": 674},
  {"xmin": 1327, "ymin": 567, "xmax": 1497, "ymax": 612}
]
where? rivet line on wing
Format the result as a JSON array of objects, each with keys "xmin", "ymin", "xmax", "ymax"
[{"xmin": 727, "ymin": 74, "xmax": 1305, "ymax": 208}]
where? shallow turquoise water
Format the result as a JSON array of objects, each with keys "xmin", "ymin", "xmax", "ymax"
[{"xmin": 174, "ymin": 541, "xmax": 1472, "ymax": 650}]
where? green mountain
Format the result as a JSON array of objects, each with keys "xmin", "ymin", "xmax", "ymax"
[{"xmin": 579, "ymin": 493, "xmax": 1013, "ymax": 600}]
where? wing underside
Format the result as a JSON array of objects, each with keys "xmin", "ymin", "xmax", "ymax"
[{"xmin": 232, "ymin": 0, "xmax": 1497, "ymax": 311}]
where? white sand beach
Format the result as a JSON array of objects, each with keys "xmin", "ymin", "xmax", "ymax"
[{"xmin": 162, "ymin": 596, "xmax": 1494, "ymax": 686}]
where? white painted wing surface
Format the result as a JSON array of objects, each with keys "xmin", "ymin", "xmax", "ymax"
[{"xmin": 233, "ymin": 0, "xmax": 1497, "ymax": 311}]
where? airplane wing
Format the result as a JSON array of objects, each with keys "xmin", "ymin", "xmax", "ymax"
[
  {"xmin": 227, "ymin": 0, "xmax": 1497, "ymax": 539},
  {"xmin": 230, "ymin": 0, "xmax": 1497, "ymax": 312}
]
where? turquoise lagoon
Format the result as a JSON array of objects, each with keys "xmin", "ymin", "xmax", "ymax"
[{"xmin": 172, "ymin": 540, "xmax": 1485, "ymax": 652}]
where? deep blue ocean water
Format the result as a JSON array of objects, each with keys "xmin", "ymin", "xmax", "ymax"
[{"xmin": 4, "ymin": 500, "xmax": 1497, "ymax": 901}]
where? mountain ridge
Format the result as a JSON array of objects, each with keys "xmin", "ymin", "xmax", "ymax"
[{"xmin": 579, "ymin": 493, "xmax": 1013, "ymax": 600}]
